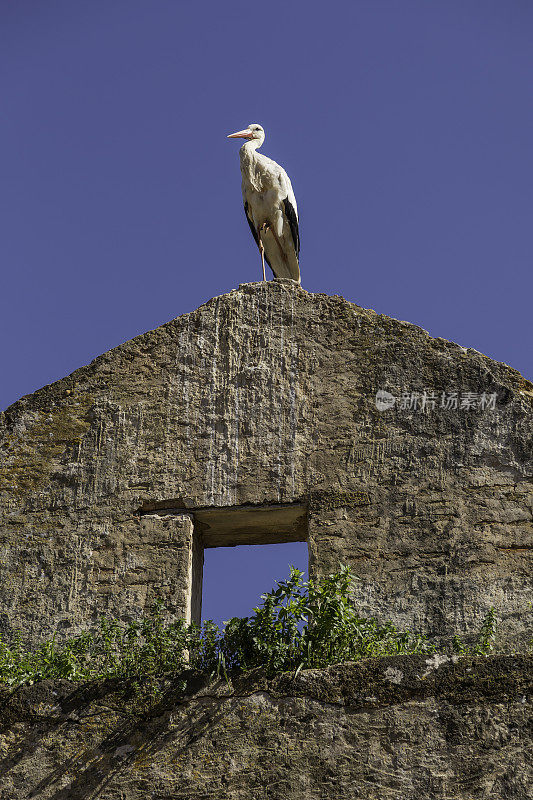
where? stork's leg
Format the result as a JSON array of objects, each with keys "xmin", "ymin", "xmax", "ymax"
[
  {"xmin": 258, "ymin": 224, "xmax": 269, "ymax": 281},
  {"xmin": 258, "ymin": 236, "xmax": 266, "ymax": 282}
]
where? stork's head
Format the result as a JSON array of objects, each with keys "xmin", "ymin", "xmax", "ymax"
[{"xmin": 227, "ymin": 123, "xmax": 265, "ymax": 147}]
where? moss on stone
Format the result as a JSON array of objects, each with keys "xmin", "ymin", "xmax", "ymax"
[
  {"xmin": 309, "ymin": 490, "xmax": 372, "ymax": 513},
  {"xmin": 0, "ymin": 392, "xmax": 93, "ymax": 497}
]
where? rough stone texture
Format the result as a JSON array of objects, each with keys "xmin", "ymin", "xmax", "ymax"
[
  {"xmin": 0, "ymin": 655, "xmax": 530, "ymax": 799},
  {"xmin": 139, "ymin": 514, "xmax": 198, "ymax": 624},
  {"xmin": 0, "ymin": 280, "xmax": 532, "ymax": 645}
]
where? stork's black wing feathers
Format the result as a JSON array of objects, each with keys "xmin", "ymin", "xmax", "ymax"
[
  {"xmin": 283, "ymin": 197, "xmax": 300, "ymax": 258},
  {"xmin": 244, "ymin": 201, "xmax": 273, "ymax": 270}
]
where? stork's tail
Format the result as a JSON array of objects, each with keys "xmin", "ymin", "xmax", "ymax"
[
  {"xmin": 267, "ymin": 229, "xmax": 301, "ymax": 283},
  {"xmin": 270, "ymin": 260, "xmax": 301, "ymax": 283}
]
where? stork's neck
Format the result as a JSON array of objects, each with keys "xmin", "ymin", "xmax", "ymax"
[{"xmin": 239, "ymin": 138, "xmax": 262, "ymax": 167}]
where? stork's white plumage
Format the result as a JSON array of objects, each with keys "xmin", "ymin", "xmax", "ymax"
[{"xmin": 228, "ymin": 123, "xmax": 300, "ymax": 283}]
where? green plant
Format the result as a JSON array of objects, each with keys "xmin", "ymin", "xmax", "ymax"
[
  {"xmin": 473, "ymin": 607, "xmax": 497, "ymax": 655},
  {"xmin": 450, "ymin": 607, "xmax": 498, "ymax": 657},
  {"xmin": 0, "ymin": 569, "xmax": 519, "ymax": 691},
  {"xmin": 207, "ymin": 565, "xmax": 434, "ymax": 676}
]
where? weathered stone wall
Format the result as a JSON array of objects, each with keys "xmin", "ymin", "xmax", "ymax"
[
  {"xmin": 0, "ymin": 655, "xmax": 530, "ymax": 799},
  {"xmin": 0, "ymin": 280, "xmax": 531, "ymax": 645}
]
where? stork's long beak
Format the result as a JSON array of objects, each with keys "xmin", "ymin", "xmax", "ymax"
[{"xmin": 227, "ymin": 128, "xmax": 253, "ymax": 139}]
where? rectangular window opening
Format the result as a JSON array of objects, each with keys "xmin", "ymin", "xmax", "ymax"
[{"xmin": 190, "ymin": 504, "xmax": 308, "ymax": 629}]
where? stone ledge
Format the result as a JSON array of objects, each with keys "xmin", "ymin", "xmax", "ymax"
[
  {"xmin": 0, "ymin": 654, "xmax": 530, "ymax": 722},
  {"xmin": 0, "ymin": 655, "xmax": 531, "ymax": 800}
]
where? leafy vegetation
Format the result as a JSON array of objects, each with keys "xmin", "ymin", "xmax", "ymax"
[
  {"xmin": 0, "ymin": 565, "xmax": 509, "ymax": 690},
  {"xmin": 453, "ymin": 606, "xmax": 498, "ymax": 657}
]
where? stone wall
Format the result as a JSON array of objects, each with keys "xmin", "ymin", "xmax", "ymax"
[
  {"xmin": 0, "ymin": 655, "xmax": 530, "ymax": 799},
  {"xmin": 0, "ymin": 280, "xmax": 531, "ymax": 645}
]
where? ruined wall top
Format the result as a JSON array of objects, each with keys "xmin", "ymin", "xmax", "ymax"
[{"xmin": 1, "ymin": 280, "xmax": 532, "ymax": 644}]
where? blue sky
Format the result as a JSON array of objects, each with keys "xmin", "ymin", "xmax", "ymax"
[{"xmin": 2, "ymin": 1, "xmax": 531, "ymax": 626}]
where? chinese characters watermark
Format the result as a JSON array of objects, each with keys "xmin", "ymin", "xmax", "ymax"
[{"xmin": 375, "ymin": 389, "xmax": 497, "ymax": 412}]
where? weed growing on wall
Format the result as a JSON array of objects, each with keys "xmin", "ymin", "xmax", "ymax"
[{"xmin": 0, "ymin": 566, "xmax": 513, "ymax": 689}]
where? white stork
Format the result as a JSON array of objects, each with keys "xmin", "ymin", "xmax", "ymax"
[{"xmin": 227, "ymin": 123, "xmax": 300, "ymax": 283}]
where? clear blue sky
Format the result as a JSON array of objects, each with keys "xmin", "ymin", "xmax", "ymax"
[{"xmin": 2, "ymin": 1, "xmax": 531, "ymax": 626}]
